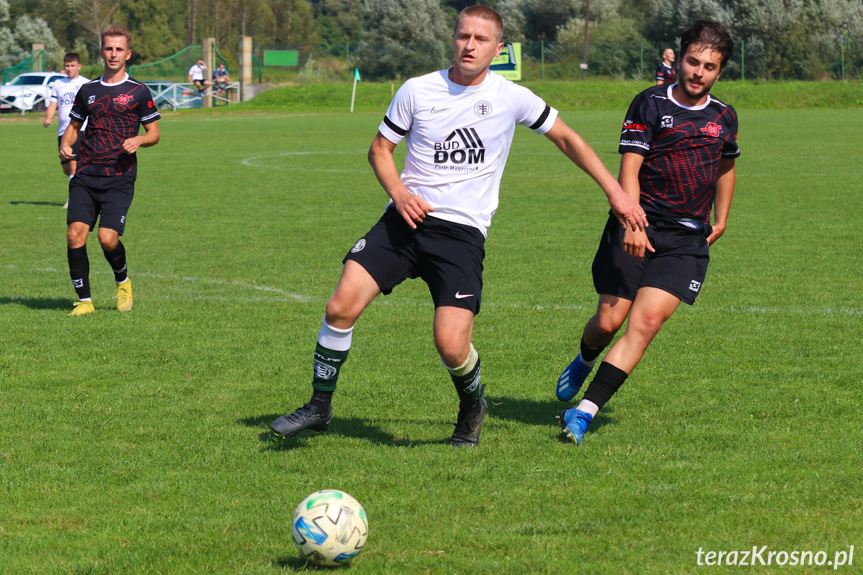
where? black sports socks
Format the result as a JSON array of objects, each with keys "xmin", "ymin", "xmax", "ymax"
[
  {"xmin": 582, "ymin": 362, "xmax": 629, "ymax": 410},
  {"xmin": 67, "ymin": 246, "xmax": 91, "ymax": 299}
]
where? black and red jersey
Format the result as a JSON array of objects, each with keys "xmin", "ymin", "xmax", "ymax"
[
  {"xmin": 655, "ymin": 62, "xmax": 676, "ymax": 85},
  {"xmin": 70, "ymin": 74, "xmax": 160, "ymax": 178},
  {"xmin": 619, "ymin": 84, "xmax": 739, "ymax": 225}
]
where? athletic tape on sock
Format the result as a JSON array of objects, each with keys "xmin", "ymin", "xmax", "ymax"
[{"xmin": 443, "ymin": 343, "xmax": 478, "ymax": 376}]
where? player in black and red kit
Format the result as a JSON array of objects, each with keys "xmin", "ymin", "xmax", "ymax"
[
  {"xmin": 555, "ymin": 20, "xmax": 739, "ymax": 444},
  {"xmin": 655, "ymin": 47, "xmax": 676, "ymax": 85},
  {"xmin": 61, "ymin": 25, "xmax": 160, "ymax": 316}
]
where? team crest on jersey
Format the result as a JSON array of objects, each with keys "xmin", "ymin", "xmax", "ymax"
[
  {"xmin": 114, "ymin": 93, "xmax": 134, "ymax": 106},
  {"xmin": 661, "ymin": 115, "xmax": 674, "ymax": 128},
  {"xmin": 351, "ymin": 238, "xmax": 366, "ymax": 253},
  {"xmin": 434, "ymin": 128, "xmax": 485, "ymax": 165},
  {"xmin": 700, "ymin": 122, "xmax": 722, "ymax": 137},
  {"xmin": 474, "ymin": 100, "xmax": 492, "ymax": 117}
]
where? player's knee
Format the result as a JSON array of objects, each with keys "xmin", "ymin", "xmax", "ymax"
[
  {"xmin": 434, "ymin": 336, "xmax": 470, "ymax": 368},
  {"xmin": 325, "ymin": 295, "xmax": 361, "ymax": 327},
  {"xmin": 594, "ymin": 314, "xmax": 624, "ymax": 337},
  {"xmin": 67, "ymin": 226, "xmax": 87, "ymax": 248},
  {"xmin": 97, "ymin": 229, "xmax": 119, "ymax": 251},
  {"xmin": 629, "ymin": 313, "xmax": 665, "ymax": 340}
]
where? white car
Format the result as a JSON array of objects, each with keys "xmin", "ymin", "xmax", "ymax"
[{"xmin": 0, "ymin": 71, "xmax": 66, "ymax": 113}]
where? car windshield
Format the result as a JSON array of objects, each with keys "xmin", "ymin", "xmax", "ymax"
[{"xmin": 10, "ymin": 75, "xmax": 47, "ymax": 86}]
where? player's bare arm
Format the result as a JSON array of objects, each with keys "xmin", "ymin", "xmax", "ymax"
[
  {"xmin": 368, "ymin": 132, "xmax": 433, "ymax": 229},
  {"xmin": 544, "ymin": 118, "xmax": 648, "ymax": 232},
  {"xmin": 619, "ymin": 152, "xmax": 655, "ymax": 260},
  {"xmin": 707, "ymin": 158, "xmax": 736, "ymax": 246},
  {"xmin": 59, "ymin": 119, "xmax": 82, "ymax": 159},
  {"xmin": 122, "ymin": 121, "xmax": 160, "ymax": 154},
  {"xmin": 43, "ymin": 102, "xmax": 57, "ymax": 128}
]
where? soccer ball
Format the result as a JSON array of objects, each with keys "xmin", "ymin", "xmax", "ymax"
[{"xmin": 292, "ymin": 490, "xmax": 369, "ymax": 566}]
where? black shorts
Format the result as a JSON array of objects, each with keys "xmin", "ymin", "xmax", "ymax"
[
  {"xmin": 67, "ymin": 172, "xmax": 135, "ymax": 235},
  {"xmin": 592, "ymin": 214, "xmax": 711, "ymax": 305},
  {"xmin": 344, "ymin": 208, "xmax": 486, "ymax": 313},
  {"xmin": 58, "ymin": 134, "xmax": 81, "ymax": 165}
]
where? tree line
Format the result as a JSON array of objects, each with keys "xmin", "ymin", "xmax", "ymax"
[{"xmin": 2, "ymin": 0, "xmax": 861, "ymax": 80}]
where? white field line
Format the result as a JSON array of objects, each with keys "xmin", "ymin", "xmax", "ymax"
[
  {"xmin": 4, "ymin": 266, "xmax": 311, "ymax": 303},
  {"xmin": 240, "ymin": 150, "xmax": 371, "ymax": 173},
  {"xmin": 5, "ymin": 265, "xmax": 862, "ymax": 316}
]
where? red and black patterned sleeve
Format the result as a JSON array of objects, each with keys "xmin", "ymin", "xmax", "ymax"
[
  {"xmin": 721, "ymin": 106, "xmax": 740, "ymax": 158},
  {"xmin": 618, "ymin": 91, "xmax": 654, "ymax": 155},
  {"xmin": 137, "ymin": 84, "xmax": 160, "ymax": 125}
]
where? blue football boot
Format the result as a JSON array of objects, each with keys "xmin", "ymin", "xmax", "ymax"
[
  {"xmin": 556, "ymin": 354, "xmax": 594, "ymax": 401},
  {"xmin": 556, "ymin": 408, "xmax": 593, "ymax": 445}
]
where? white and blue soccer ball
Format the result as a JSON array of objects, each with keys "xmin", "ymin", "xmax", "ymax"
[{"xmin": 292, "ymin": 490, "xmax": 369, "ymax": 566}]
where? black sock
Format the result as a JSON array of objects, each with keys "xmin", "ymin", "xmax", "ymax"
[
  {"xmin": 309, "ymin": 389, "xmax": 333, "ymax": 411},
  {"xmin": 311, "ymin": 343, "xmax": 349, "ymax": 393},
  {"xmin": 451, "ymin": 358, "xmax": 482, "ymax": 409},
  {"xmin": 68, "ymin": 246, "xmax": 91, "ymax": 299},
  {"xmin": 580, "ymin": 337, "xmax": 605, "ymax": 363},
  {"xmin": 582, "ymin": 361, "xmax": 629, "ymax": 410},
  {"xmin": 103, "ymin": 241, "xmax": 128, "ymax": 283}
]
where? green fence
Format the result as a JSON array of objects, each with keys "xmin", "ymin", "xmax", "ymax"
[
  {"xmin": 128, "ymin": 46, "xmax": 203, "ymax": 83},
  {"xmin": 2, "ymin": 50, "xmax": 46, "ymax": 84},
  {"xmin": 257, "ymin": 40, "xmax": 861, "ymax": 83}
]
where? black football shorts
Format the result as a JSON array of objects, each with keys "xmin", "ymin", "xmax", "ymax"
[
  {"xmin": 344, "ymin": 207, "xmax": 486, "ymax": 314},
  {"xmin": 67, "ymin": 172, "xmax": 135, "ymax": 235},
  {"xmin": 592, "ymin": 214, "xmax": 711, "ymax": 305}
]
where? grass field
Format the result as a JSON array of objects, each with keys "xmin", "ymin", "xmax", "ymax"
[{"xmin": 1, "ymin": 105, "xmax": 862, "ymax": 574}]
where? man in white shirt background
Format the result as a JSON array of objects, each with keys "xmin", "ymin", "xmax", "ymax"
[
  {"xmin": 43, "ymin": 52, "xmax": 89, "ymax": 208},
  {"xmin": 188, "ymin": 58, "xmax": 209, "ymax": 95}
]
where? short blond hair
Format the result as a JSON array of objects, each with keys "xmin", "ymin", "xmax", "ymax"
[
  {"xmin": 102, "ymin": 25, "xmax": 132, "ymax": 49},
  {"xmin": 455, "ymin": 6, "xmax": 503, "ymax": 43}
]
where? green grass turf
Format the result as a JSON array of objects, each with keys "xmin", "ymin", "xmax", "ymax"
[
  {"xmin": 238, "ymin": 80, "xmax": 863, "ymax": 113},
  {"xmin": 1, "ymin": 108, "xmax": 861, "ymax": 574}
]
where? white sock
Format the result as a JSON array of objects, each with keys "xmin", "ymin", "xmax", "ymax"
[
  {"xmin": 576, "ymin": 399, "xmax": 599, "ymax": 417},
  {"xmin": 318, "ymin": 319, "xmax": 353, "ymax": 351}
]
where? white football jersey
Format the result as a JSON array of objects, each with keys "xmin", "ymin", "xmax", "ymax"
[
  {"xmin": 378, "ymin": 69, "xmax": 558, "ymax": 236},
  {"xmin": 50, "ymin": 75, "xmax": 89, "ymax": 136}
]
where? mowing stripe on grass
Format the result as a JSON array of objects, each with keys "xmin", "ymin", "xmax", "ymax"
[{"xmin": 7, "ymin": 265, "xmax": 861, "ymax": 316}]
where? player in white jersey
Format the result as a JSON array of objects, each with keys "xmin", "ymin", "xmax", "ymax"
[
  {"xmin": 43, "ymin": 53, "xmax": 89, "ymax": 208},
  {"xmin": 271, "ymin": 6, "xmax": 647, "ymax": 447}
]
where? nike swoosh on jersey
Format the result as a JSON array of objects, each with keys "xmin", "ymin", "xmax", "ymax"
[
  {"xmin": 454, "ymin": 292, "xmax": 474, "ymax": 299},
  {"xmin": 431, "ymin": 107, "xmax": 450, "ymax": 114}
]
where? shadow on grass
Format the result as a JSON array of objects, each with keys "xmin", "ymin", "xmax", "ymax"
[
  {"xmin": 274, "ymin": 556, "xmax": 349, "ymax": 571},
  {"xmin": 9, "ymin": 200, "xmax": 65, "ymax": 207},
  {"xmin": 242, "ymin": 395, "xmax": 616, "ymax": 449},
  {"xmin": 0, "ymin": 296, "xmax": 71, "ymax": 310},
  {"xmin": 241, "ymin": 414, "xmax": 446, "ymax": 450},
  {"xmin": 485, "ymin": 393, "xmax": 616, "ymax": 436}
]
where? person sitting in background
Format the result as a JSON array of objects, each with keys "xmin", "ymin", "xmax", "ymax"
[
  {"xmin": 188, "ymin": 59, "xmax": 209, "ymax": 95},
  {"xmin": 213, "ymin": 63, "xmax": 230, "ymax": 92}
]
